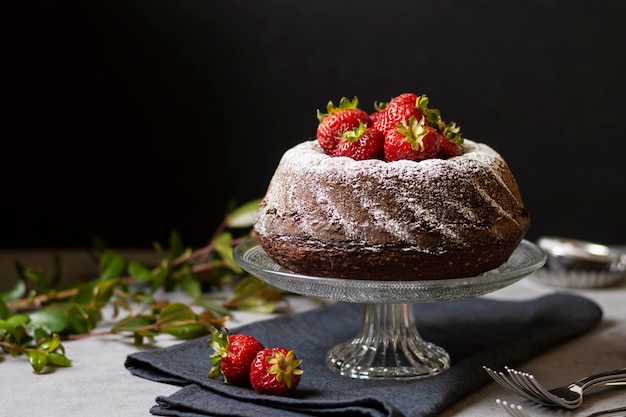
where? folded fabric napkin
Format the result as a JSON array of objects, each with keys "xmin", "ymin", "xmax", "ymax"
[{"xmin": 125, "ymin": 293, "xmax": 602, "ymax": 417}]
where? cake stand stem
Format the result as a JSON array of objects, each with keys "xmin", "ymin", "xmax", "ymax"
[{"xmin": 325, "ymin": 303, "xmax": 450, "ymax": 380}]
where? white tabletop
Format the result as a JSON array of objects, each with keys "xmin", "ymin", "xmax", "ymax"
[{"xmin": 1, "ymin": 252, "xmax": 625, "ymax": 416}]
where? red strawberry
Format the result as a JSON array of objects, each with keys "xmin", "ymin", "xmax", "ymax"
[
  {"xmin": 369, "ymin": 100, "xmax": 388, "ymax": 124},
  {"xmin": 436, "ymin": 119, "xmax": 463, "ymax": 158},
  {"xmin": 437, "ymin": 134, "xmax": 462, "ymax": 159},
  {"xmin": 373, "ymin": 93, "xmax": 424, "ymax": 134},
  {"xmin": 384, "ymin": 116, "xmax": 441, "ymax": 162},
  {"xmin": 334, "ymin": 120, "xmax": 385, "ymax": 161},
  {"xmin": 249, "ymin": 347, "xmax": 303, "ymax": 396},
  {"xmin": 316, "ymin": 97, "xmax": 371, "ymax": 156},
  {"xmin": 401, "ymin": 94, "xmax": 464, "ymax": 158},
  {"xmin": 416, "ymin": 96, "xmax": 463, "ymax": 140},
  {"xmin": 412, "ymin": 94, "xmax": 441, "ymax": 129},
  {"xmin": 207, "ymin": 329, "xmax": 264, "ymax": 386},
  {"xmin": 440, "ymin": 120, "xmax": 463, "ymax": 143},
  {"xmin": 388, "ymin": 92, "xmax": 420, "ymax": 108}
]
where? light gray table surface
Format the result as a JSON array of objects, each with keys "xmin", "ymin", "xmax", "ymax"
[{"xmin": 1, "ymin": 250, "xmax": 625, "ymax": 417}]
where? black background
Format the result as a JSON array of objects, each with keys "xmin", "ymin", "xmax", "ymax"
[{"xmin": 2, "ymin": 0, "xmax": 625, "ymax": 249}]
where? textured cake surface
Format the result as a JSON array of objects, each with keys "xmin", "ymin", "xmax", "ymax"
[{"xmin": 254, "ymin": 139, "xmax": 530, "ymax": 280}]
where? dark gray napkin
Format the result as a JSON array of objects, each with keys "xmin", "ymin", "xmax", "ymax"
[{"xmin": 125, "ymin": 293, "xmax": 602, "ymax": 417}]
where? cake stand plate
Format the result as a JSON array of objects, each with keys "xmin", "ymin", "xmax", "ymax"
[{"xmin": 233, "ymin": 238, "xmax": 546, "ymax": 380}]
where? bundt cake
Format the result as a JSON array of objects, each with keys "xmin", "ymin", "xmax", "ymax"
[
  {"xmin": 253, "ymin": 93, "xmax": 530, "ymax": 281},
  {"xmin": 254, "ymin": 140, "xmax": 530, "ymax": 280}
]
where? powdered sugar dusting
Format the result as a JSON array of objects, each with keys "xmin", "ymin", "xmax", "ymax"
[{"xmin": 255, "ymin": 139, "xmax": 527, "ymax": 252}]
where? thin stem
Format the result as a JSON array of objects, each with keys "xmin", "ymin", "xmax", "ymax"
[
  {"xmin": 66, "ymin": 330, "xmax": 115, "ymax": 340},
  {"xmin": 5, "ymin": 288, "xmax": 79, "ymax": 310}
]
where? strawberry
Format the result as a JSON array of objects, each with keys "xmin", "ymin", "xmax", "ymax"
[
  {"xmin": 207, "ymin": 329, "xmax": 265, "ymax": 386},
  {"xmin": 373, "ymin": 93, "xmax": 425, "ymax": 134},
  {"xmin": 369, "ymin": 100, "xmax": 388, "ymax": 124},
  {"xmin": 384, "ymin": 116, "xmax": 441, "ymax": 162},
  {"xmin": 416, "ymin": 95, "xmax": 464, "ymax": 146},
  {"xmin": 249, "ymin": 347, "xmax": 303, "ymax": 396},
  {"xmin": 334, "ymin": 120, "xmax": 385, "ymax": 161},
  {"xmin": 437, "ymin": 134, "xmax": 462, "ymax": 158},
  {"xmin": 388, "ymin": 92, "xmax": 420, "ymax": 108},
  {"xmin": 414, "ymin": 94, "xmax": 441, "ymax": 129},
  {"xmin": 440, "ymin": 120, "xmax": 463, "ymax": 144},
  {"xmin": 316, "ymin": 96, "xmax": 372, "ymax": 156}
]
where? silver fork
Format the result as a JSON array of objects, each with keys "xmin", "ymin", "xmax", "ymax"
[
  {"xmin": 497, "ymin": 399, "xmax": 532, "ymax": 417},
  {"xmin": 484, "ymin": 366, "xmax": 626, "ymax": 409},
  {"xmin": 496, "ymin": 399, "xmax": 626, "ymax": 417}
]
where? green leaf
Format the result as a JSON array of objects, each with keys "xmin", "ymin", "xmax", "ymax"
[
  {"xmin": 150, "ymin": 264, "xmax": 168, "ymax": 291},
  {"xmin": 92, "ymin": 278, "xmax": 119, "ymax": 308},
  {"xmin": 133, "ymin": 329, "xmax": 157, "ymax": 346},
  {"xmin": 39, "ymin": 333, "xmax": 61, "ymax": 352},
  {"xmin": 65, "ymin": 303, "xmax": 94, "ymax": 334},
  {"xmin": 0, "ymin": 319, "xmax": 19, "ymax": 339},
  {"xmin": 169, "ymin": 230, "xmax": 186, "ymax": 260},
  {"xmin": 0, "ymin": 279, "xmax": 27, "ymax": 302},
  {"xmin": 26, "ymin": 349, "xmax": 48, "ymax": 373},
  {"xmin": 47, "ymin": 352, "xmax": 72, "ymax": 367},
  {"xmin": 0, "ymin": 300, "xmax": 10, "ymax": 320},
  {"xmin": 226, "ymin": 199, "xmax": 261, "ymax": 228},
  {"xmin": 128, "ymin": 262, "xmax": 154, "ymax": 281},
  {"xmin": 65, "ymin": 303, "xmax": 102, "ymax": 334},
  {"xmin": 33, "ymin": 327, "xmax": 50, "ymax": 342},
  {"xmin": 158, "ymin": 303, "xmax": 196, "ymax": 324},
  {"xmin": 194, "ymin": 297, "xmax": 232, "ymax": 317},
  {"xmin": 24, "ymin": 268, "xmax": 50, "ymax": 293},
  {"xmin": 111, "ymin": 314, "xmax": 155, "ymax": 333},
  {"xmin": 72, "ymin": 281, "xmax": 97, "ymax": 305},
  {"xmin": 160, "ymin": 322, "xmax": 210, "ymax": 339},
  {"xmin": 224, "ymin": 275, "xmax": 284, "ymax": 313},
  {"xmin": 99, "ymin": 250, "xmax": 127, "ymax": 280},
  {"xmin": 153, "ymin": 259, "xmax": 176, "ymax": 292},
  {"xmin": 180, "ymin": 271, "xmax": 202, "ymax": 300},
  {"xmin": 27, "ymin": 310, "xmax": 67, "ymax": 333},
  {"xmin": 215, "ymin": 232, "xmax": 242, "ymax": 273},
  {"xmin": 7, "ymin": 314, "xmax": 30, "ymax": 327}
]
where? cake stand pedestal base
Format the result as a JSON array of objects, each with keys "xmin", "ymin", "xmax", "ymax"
[{"xmin": 325, "ymin": 303, "xmax": 450, "ymax": 380}]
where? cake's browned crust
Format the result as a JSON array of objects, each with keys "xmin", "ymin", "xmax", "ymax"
[
  {"xmin": 254, "ymin": 140, "xmax": 530, "ymax": 281},
  {"xmin": 255, "ymin": 229, "xmax": 526, "ymax": 281}
]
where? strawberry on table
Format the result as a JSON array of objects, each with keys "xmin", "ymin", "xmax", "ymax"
[
  {"xmin": 207, "ymin": 329, "xmax": 265, "ymax": 386},
  {"xmin": 316, "ymin": 96, "xmax": 372, "ymax": 156},
  {"xmin": 384, "ymin": 116, "xmax": 441, "ymax": 162},
  {"xmin": 249, "ymin": 347, "xmax": 303, "ymax": 396},
  {"xmin": 334, "ymin": 120, "xmax": 385, "ymax": 161}
]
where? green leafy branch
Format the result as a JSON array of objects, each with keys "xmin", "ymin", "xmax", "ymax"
[{"xmin": 0, "ymin": 199, "xmax": 286, "ymax": 374}]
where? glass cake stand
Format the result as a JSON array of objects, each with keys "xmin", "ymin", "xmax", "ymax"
[{"xmin": 233, "ymin": 238, "xmax": 546, "ymax": 380}]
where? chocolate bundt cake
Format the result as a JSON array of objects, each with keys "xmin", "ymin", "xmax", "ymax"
[{"xmin": 253, "ymin": 139, "xmax": 530, "ymax": 281}]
